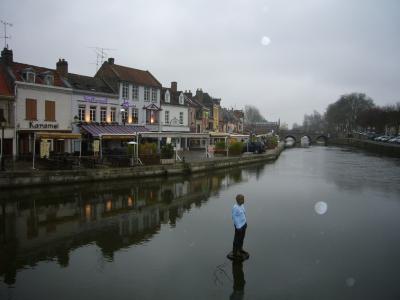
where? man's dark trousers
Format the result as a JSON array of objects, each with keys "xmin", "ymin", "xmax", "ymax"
[{"xmin": 233, "ymin": 223, "xmax": 247, "ymax": 253}]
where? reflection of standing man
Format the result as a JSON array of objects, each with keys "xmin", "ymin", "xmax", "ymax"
[
  {"xmin": 232, "ymin": 194, "xmax": 247, "ymax": 257},
  {"xmin": 230, "ymin": 261, "xmax": 245, "ymax": 300}
]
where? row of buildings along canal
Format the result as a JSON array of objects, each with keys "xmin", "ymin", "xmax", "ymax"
[{"xmin": 0, "ymin": 46, "xmax": 269, "ymax": 162}]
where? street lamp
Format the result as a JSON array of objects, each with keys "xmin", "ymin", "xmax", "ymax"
[
  {"xmin": 120, "ymin": 108, "xmax": 126, "ymax": 126},
  {"xmin": 0, "ymin": 112, "xmax": 6, "ymax": 171}
]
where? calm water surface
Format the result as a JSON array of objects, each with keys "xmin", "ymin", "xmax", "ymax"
[{"xmin": 1, "ymin": 146, "xmax": 400, "ymax": 299}]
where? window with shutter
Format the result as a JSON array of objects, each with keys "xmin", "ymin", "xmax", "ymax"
[
  {"xmin": 45, "ymin": 100, "xmax": 56, "ymax": 121},
  {"xmin": 26, "ymin": 99, "xmax": 37, "ymax": 120}
]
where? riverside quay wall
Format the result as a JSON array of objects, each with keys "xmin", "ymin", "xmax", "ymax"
[
  {"xmin": 0, "ymin": 144, "xmax": 284, "ymax": 189},
  {"xmin": 330, "ymin": 138, "xmax": 400, "ymax": 157}
]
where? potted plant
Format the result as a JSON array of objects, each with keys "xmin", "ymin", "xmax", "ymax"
[
  {"xmin": 160, "ymin": 144, "xmax": 175, "ymax": 164},
  {"xmin": 214, "ymin": 141, "xmax": 226, "ymax": 156}
]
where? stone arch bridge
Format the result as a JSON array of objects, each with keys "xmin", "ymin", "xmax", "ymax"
[{"xmin": 278, "ymin": 130, "xmax": 330, "ymax": 145}]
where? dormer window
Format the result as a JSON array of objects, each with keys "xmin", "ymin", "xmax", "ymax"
[
  {"xmin": 179, "ymin": 93, "xmax": 184, "ymax": 105},
  {"xmin": 165, "ymin": 90, "xmax": 170, "ymax": 103},
  {"xmin": 22, "ymin": 68, "xmax": 35, "ymax": 83},
  {"xmin": 41, "ymin": 71, "xmax": 54, "ymax": 86},
  {"xmin": 44, "ymin": 74, "xmax": 54, "ymax": 86}
]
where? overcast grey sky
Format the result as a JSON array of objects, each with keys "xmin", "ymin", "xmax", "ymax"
[{"xmin": 1, "ymin": 0, "xmax": 399, "ymax": 126}]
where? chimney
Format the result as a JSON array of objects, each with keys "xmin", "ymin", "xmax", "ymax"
[
  {"xmin": 171, "ymin": 81, "xmax": 177, "ymax": 92},
  {"xmin": 185, "ymin": 90, "xmax": 192, "ymax": 98},
  {"xmin": 108, "ymin": 57, "xmax": 114, "ymax": 64},
  {"xmin": 1, "ymin": 48, "xmax": 13, "ymax": 65},
  {"xmin": 56, "ymin": 58, "xmax": 68, "ymax": 77}
]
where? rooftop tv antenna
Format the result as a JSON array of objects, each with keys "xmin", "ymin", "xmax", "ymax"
[
  {"xmin": 0, "ymin": 20, "xmax": 13, "ymax": 48},
  {"xmin": 88, "ymin": 46, "xmax": 116, "ymax": 72}
]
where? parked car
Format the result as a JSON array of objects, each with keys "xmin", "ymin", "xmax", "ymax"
[
  {"xmin": 243, "ymin": 142, "xmax": 265, "ymax": 154},
  {"xmin": 367, "ymin": 132, "xmax": 378, "ymax": 140},
  {"xmin": 388, "ymin": 136, "xmax": 400, "ymax": 144},
  {"xmin": 382, "ymin": 136, "xmax": 395, "ymax": 142},
  {"xmin": 374, "ymin": 135, "xmax": 389, "ymax": 142}
]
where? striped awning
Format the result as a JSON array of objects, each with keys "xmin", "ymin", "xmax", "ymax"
[
  {"xmin": 80, "ymin": 124, "xmax": 148, "ymax": 138},
  {"xmin": 35, "ymin": 132, "xmax": 81, "ymax": 139}
]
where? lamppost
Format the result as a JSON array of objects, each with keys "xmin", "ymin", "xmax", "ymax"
[
  {"xmin": 0, "ymin": 113, "xmax": 6, "ymax": 171},
  {"xmin": 120, "ymin": 108, "xmax": 126, "ymax": 126},
  {"xmin": 72, "ymin": 115, "xmax": 82, "ymax": 165}
]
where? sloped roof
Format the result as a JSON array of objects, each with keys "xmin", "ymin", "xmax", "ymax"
[
  {"xmin": 221, "ymin": 108, "xmax": 237, "ymax": 123},
  {"xmin": 7, "ymin": 62, "xmax": 68, "ymax": 88},
  {"xmin": 66, "ymin": 73, "xmax": 115, "ymax": 94},
  {"xmin": 161, "ymin": 88, "xmax": 187, "ymax": 106},
  {"xmin": 96, "ymin": 61, "xmax": 162, "ymax": 90},
  {"xmin": 193, "ymin": 90, "xmax": 220, "ymax": 109},
  {"xmin": 185, "ymin": 93, "xmax": 208, "ymax": 110}
]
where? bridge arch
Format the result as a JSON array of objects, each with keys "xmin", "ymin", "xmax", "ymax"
[
  {"xmin": 315, "ymin": 135, "xmax": 328, "ymax": 145},
  {"xmin": 300, "ymin": 135, "xmax": 313, "ymax": 144},
  {"xmin": 284, "ymin": 135, "xmax": 297, "ymax": 144}
]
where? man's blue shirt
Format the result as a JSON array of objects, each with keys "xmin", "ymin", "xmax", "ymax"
[{"xmin": 232, "ymin": 204, "xmax": 246, "ymax": 229}]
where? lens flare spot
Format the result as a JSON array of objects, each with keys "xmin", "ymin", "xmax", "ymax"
[
  {"xmin": 261, "ymin": 36, "xmax": 271, "ymax": 46},
  {"xmin": 314, "ymin": 201, "xmax": 328, "ymax": 215}
]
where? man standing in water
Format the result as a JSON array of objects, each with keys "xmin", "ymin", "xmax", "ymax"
[{"xmin": 232, "ymin": 194, "xmax": 247, "ymax": 257}]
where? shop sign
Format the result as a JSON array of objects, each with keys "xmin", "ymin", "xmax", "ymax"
[
  {"xmin": 121, "ymin": 100, "xmax": 136, "ymax": 108},
  {"xmin": 29, "ymin": 122, "xmax": 59, "ymax": 129},
  {"xmin": 83, "ymin": 95, "xmax": 108, "ymax": 104}
]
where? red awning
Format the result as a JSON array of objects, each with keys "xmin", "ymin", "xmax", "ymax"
[{"xmin": 80, "ymin": 124, "xmax": 148, "ymax": 138}]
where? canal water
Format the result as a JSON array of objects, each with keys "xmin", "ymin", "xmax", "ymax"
[{"xmin": 1, "ymin": 146, "xmax": 400, "ymax": 299}]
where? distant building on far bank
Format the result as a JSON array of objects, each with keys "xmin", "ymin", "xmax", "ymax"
[{"xmin": 244, "ymin": 121, "xmax": 279, "ymax": 135}]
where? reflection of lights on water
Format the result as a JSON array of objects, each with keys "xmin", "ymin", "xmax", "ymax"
[
  {"xmin": 128, "ymin": 196, "xmax": 133, "ymax": 207},
  {"xmin": 85, "ymin": 204, "xmax": 91, "ymax": 219},
  {"xmin": 314, "ymin": 201, "xmax": 328, "ymax": 215},
  {"xmin": 346, "ymin": 277, "xmax": 356, "ymax": 287},
  {"xmin": 106, "ymin": 200, "xmax": 112, "ymax": 212}
]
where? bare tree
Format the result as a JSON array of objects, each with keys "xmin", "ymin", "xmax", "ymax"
[
  {"xmin": 244, "ymin": 105, "xmax": 266, "ymax": 124},
  {"xmin": 326, "ymin": 93, "xmax": 374, "ymax": 133}
]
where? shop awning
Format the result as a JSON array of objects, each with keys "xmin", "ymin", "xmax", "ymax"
[
  {"xmin": 209, "ymin": 132, "xmax": 230, "ymax": 137},
  {"xmin": 35, "ymin": 132, "xmax": 81, "ymax": 139},
  {"xmin": 229, "ymin": 134, "xmax": 249, "ymax": 139},
  {"xmin": 140, "ymin": 132, "xmax": 209, "ymax": 139},
  {"xmin": 80, "ymin": 124, "xmax": 148, "ymax": 139}
]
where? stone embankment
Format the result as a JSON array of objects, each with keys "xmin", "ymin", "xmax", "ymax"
[
  {"xmin": 330, "ymin": 138, "xmax": 400, "ymax": 157},
  {"xmin": 0, "ymin": 143, "xmax": 284, "ymax": 189}
]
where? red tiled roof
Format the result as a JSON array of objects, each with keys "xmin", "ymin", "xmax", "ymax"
[
  {"xmin": 97, "ymin": 62, "xmax": 161, "ymax": 88},
  {"xmin": 8, "ymin": 62, "xmax": 68, "ymax": 88},
  {"xmin": 80, "ymin": 124, "xmax": 148, "ymax": 137},
  {"xmin": 0, "ymin": 69, "xmax": 13, "ymax": 96}
]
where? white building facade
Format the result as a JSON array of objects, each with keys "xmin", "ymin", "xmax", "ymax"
[
  {"xmin": 14, "ymin": 81, "xmax": 73, "ymax": 155},
  {"xmin": 95, "ymin": 58, "xmax": 162, "ymax": 132},
  {"xmin": 160, "ymin": 88, "xmax": 189, "ymax": 132},
  {"xmin": 118, "ymin": 81, "xmax": 161, "ymax": 130}
]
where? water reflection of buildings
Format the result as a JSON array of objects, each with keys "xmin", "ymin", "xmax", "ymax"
[{"xmin": 0, "ymin": 166, "xmax": 257, "ymax": 285}]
